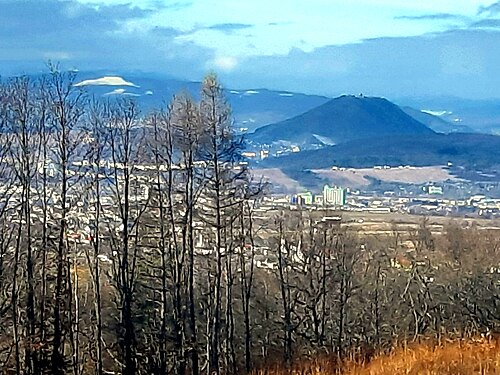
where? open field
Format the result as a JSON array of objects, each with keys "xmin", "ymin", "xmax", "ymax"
[
  {"xmin": 312, "ymin": 166, "xmax": 459, "ymax": 188},
  {"xmin": 251, "ymin": 209, "xmax": 500, "ymax": 244},
  {"xmin": 339, "ymin": 211, "xmax": 500, "ymax": 235}
]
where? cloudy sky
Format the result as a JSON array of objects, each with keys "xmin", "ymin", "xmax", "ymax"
[{"xmin": 1, "ymin": 0, "xmax": 500, "ymax": 98}]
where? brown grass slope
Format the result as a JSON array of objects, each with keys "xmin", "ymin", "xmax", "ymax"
[{"xmin": 254, "ymin": 338, "xmax": 500, "ymax": 375}]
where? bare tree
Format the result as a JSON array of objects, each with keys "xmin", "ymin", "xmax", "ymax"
[
  {"xmin": 171, "ymin": 93, "xmax": 204, "ymax": 375},
  {"xmin": 7, "ymin": 76, "xmax": 45, "ymax": 374},
  {"xmin": 82, "ymin": 99, "xmax": 111, "ymax": 375},
  {"xmin": 238, "ymin": 198, "xmax": 259, "ymax": 373},
  {"xmin": 106, "ymin": 99, "xmax": 149, "ymax": 375},
  {"xmin": 0, "ymin": 79, "xmax": 17, "ymax": 370},
  {"xmin": 46, "ymin": 66, "xmax": 87, "ymax": 375},
  {"xmin": 198, "ymin": 73, "xmax": 244, "ymax": 374}
]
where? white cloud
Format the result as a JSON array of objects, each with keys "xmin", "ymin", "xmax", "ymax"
[
  {"xmin": 208, "ymin": 56, "xmax": 238, "ymax": 72},
  {"xmin": 74, "ymin": 76, "xmax": 139, "ymax": 87},
  {"xmin": 156, "ymin": 0, "xmax": 496, "ymax": 58}
]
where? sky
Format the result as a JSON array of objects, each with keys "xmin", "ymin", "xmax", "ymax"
[{"xmin": 1, "ymin": 0, "xmax": 500, "ymax": 98}]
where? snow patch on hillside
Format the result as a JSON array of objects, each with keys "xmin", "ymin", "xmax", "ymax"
[
  {"xmin": 313, "ymin": 134, "xmax": 336, "ymax": 146},
  {"xmin": 104, "ymin": 88, "xmax": 140, "ymax": 97},
  {"xmin": 104, "ymin": 88, "xmax": 126, "ymax": 95},
  {"xmin": 421, "ymin": 109, "xmax": 451, "ymax": 117}
]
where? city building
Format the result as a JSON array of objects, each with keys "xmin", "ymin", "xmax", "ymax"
[
  {"xmin": 323, "ymin": 185, "xmax": 346, "ymax": 206},
  {"xmin": 294, "ymin": 191, "xmax": 313, "ymax": 205},
  {"xmin": 428, "ymin": 186, "xmax": 444, "ymax": 195},
  {"xmin": 314, "ymin": 195, "xmax": 324, "ymax": 205},
  {"xmin": 242, "ymin": 151, "xmax": 257, "ymax": 159}
]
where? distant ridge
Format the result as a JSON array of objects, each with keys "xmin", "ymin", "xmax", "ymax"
[{"xmin": 401, "ymin": 106, "xmax": 474, "ymax": 134}]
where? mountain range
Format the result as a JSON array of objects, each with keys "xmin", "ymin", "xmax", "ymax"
[{"xmin": 52, "ymin": 71, "xmax": 497, "ymax": 135}]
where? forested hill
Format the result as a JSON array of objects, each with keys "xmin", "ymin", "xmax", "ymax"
[
  {"xmin": 262, "ymin": 133, "xmax": 500, "ymax": 170},
  {"xmin": 250, "ymin": 95, "xmax": 435, "ymax": 147}
]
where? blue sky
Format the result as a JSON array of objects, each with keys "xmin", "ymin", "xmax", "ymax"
[{"xmin": 1, "ymin": 0, "xmax": 500, "ymax": 98}]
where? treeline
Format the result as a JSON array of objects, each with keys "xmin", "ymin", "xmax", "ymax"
[{"xmin": 0, "ymin": 68, "xmax": 499, "ymax": 375}]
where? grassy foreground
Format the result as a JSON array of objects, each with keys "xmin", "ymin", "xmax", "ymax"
[{"xmin": 254, "ymin": 338, "xmax": 500, "ymax": 374}]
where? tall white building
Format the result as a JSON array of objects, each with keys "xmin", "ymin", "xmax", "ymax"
[{"xmin": 323, "ymin": 185, "xmax": 346, "ymax": 206}]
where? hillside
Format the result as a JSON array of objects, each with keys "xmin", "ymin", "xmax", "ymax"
[
  {"xmin": 262, "ymin": 133, "xmax": 500, "ymax": 171},
  {"xmin": 250, "ymin": 95, "xmax": 434, "ymax": 148},
  {"xmin": 255, "ymin": 338, "xmax": 500, "ymax": 375}
]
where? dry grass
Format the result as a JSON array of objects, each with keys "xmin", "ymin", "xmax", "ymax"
[
  {"xmin": 251, "ymin": 168, "xmax": 303, "ymax": 192},
  {"xmin": 312, "ymin": 166, "xmax": 457, "ymax": 187},
  {"xmin": 253, "ymin": 338, "xmax": 500, "ymax": 375}
]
